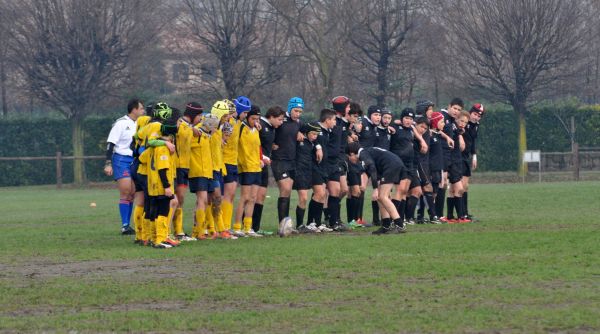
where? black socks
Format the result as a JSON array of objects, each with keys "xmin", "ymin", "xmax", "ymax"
[
  {"xmin": 252, "ymin": 203, "xmax": 264, "ymax": 231},
  {"xmin": 436, "ymin": 187, "xmax": 446, "ymax": 219},
  {"xmin": 296, "ymin": 206, "xmax": 306, "ymax": 227},
  {"xmin": 277, "ymin": 197, "xmax": 290, "ymax": 222}
]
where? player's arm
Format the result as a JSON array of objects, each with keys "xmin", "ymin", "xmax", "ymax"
[
  {"xmin": 104, "ymin": 142, "xmax": 115, "ymax": 176},
  {"xmin": 158, "ymin": 168, "xmax": 173, "ymax": 197}
]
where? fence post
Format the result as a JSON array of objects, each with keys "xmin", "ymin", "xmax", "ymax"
[
  {"xmin": 573, "ymin": 143, "xmax": 580, "ymax": 181},
  {"xmin": 56, "ymin": 151, "xmax": 62, "ymax": 189}
]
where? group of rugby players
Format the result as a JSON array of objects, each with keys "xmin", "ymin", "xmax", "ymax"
[{"xmin": 105, "ymin": 95, "xmax": 483, "ymax": 248}]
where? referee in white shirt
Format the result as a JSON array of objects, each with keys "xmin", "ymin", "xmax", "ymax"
[{"xmin": 104, "ymin": 99, "xmax": 145, "ymax": 234}]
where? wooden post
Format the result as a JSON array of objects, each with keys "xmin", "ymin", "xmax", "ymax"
[
  {"xmin": 571, "ymin": 116, "xmax": 579, "ymax": 181},
  {"xmin": 56, "ymin": 151, "xmax": 62, "ymax": 189}
]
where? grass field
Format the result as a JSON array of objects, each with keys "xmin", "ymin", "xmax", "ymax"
[{"xmin": 1, "ymin": 182, "xmax": 599, "ymax": 333}]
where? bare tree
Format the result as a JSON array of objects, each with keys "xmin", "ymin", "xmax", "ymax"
[
  {"xmin": 443, "ymin": 0, "xmax": 587, "ymax": 174},
  {"xmin": 179, "ymin": 0, "xmax": 291, "ymax": 99},
  {"xmin": 349, "ymin": 0, "xmax": 421, "ymax": 106},
  {"xmin": 268, "ymin": 0, "xmax": 352, "ymax": 106},
  {"xmin": 7, "ymin": 0, "xmax": 162, "ymax": 184},
  {"xmin": 0, "ymin": 2, "xmax": 10, "ymax": 116}
]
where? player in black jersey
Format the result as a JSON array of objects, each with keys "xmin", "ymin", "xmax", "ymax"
[
  {"xmin": 436, "ymin": 98, "xmax": 462, "ymax": 222},
  {"xmin": 428, "ymin": 112, "xmax": 446, "ymax": 219},
  {"xmin": 253, "ymin": 106, "xmax": 285, "ymax": 234},
  {"xmin": 389, "ymin": 108, "xmax": 427, "ymax": 225},
  {"xmin": 374, "ymin": 109, "xmax": 393, "ymax": 150},
  {"xmin": 358, "ymin": 105, "xmax": 383, "ymax": 226},
  {"xmin": 442, "ymin": 106, "xmax": 470, "ymax": 223},
  {"xmin": 305, "ymin": 109, "xmax": 337, "ymax": 232},
  {"xmin": 345, "ymin": 103, "xmax": 366, "ymax": 227},
  {"xmin": 346, "ymin": 143, "xmax": 407, "ymax": 234},
  {"xmin": 461, "ymin": 103, "xmax": 483, "ymax": 220},
  {"xmin": 271, "ymin": 97, "xmax": 304, "ymax": 223},
  {"xmin": 326, "ymin": 96, "xmax": 352, "ymax": 231},
  {"xmin": 413, "ymin": 116, "xmax": 441, "ymax": 224}
]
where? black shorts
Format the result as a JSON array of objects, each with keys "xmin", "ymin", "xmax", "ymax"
[
  {"xmin": 462, "ymin": 159, "xmax": 472, "ymax": 177},
  {"xmin": 223, "ymin": 164, "xmax": 238, "ymax": 184},
  {"xmin": 409, "ymin": 173, "xmax": 421, "ymax": 189},
  {"xmin": 310, "ymin": 165, "xmax": 328, "ymax": 187},
  {"xmin": 260, "ymin": 166, "xmax": 269, "ymax": 187},
  {"xmin": 448, "ymin": 161, "xmax": 463, "ymax": 184},
  {"xmin": 347, "ymin": 163, "xmax": 362, "ymax": 187},
  {"xmin": 271, "ymin": 160, "xmax": 295, "ymax": 181},
  {"xmin": 133, "ymin": 171, "xmax": 147, "ymax": 193},
  {"xmin": 239, "ymin": 172, "xmax": 261, "ymax": 186},
  {"xmin": 208, "ymin": 171, "xmax": 223, "ymax": 193},
  {"xmin": 176, "ymin": 168, "xmax": 189, "ymax": 187},
  {"xmin": 326, "ymin": 160, "xmax": 346, "ymax": 182},
  {"xmin": 189, "ymin": 177, "xmax": 211, "ymax": 193},
  {"xmin": 430, "ymin": 170, "xmax": 442, "ymax": 185},
  {"xmin": 417, "ymin": 161, "xmax": 431, "ymax": 186},
  {"xmin": 379, "ymin": 168, "xmax": 401, "ymax": 185},
  {"xmin": 293, "ymin": 171, "xmax": 311, "ymax": 190},
  {"xmin": 147, "ymin": 195, "xmax": 172, "ymax": 220},
  {"xmin": 443, "ymin": 152, "xmax": 452, "ymax": 171}
]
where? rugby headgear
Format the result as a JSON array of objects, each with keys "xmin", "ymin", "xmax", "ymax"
[
  {"xmin": 154, "ymin": 102, "xmax": 172, "ymax": 121},
  {"xmin": 430, "ymin": 112, "xmax": 444, "ymax": 128},
  {"xmin": 247, "ymin": 105, "xmax": 261, "ymax": 117},
  {"xmin": 221, "ymin": 121, "xmax": 233, "ymax": 136},
  {"xmin": 184, "ymin": 101, "xmax": 204, "ymax": 119},
  {"xmin": 201, "ymin": 114, "xmax": 220, "ymax": 133},
  {"xmin": 470, "ymin": 103, "xmax": 485, "ymax": 115},
  {"xmin": 400, "ymin": 107, "xmax": 415, "ymax": 119},
  {"xmin": 332, "ymin": 96, "xmax": 350, "ymax": 113},
  {"xmin": 287, "ymin": 97, "xmax": 304, "ymax": 113},
  {"xmin": 234, "ymin": 96, "xmax": 252, "ymax": 114},
  {"xmin": 300, "ymin": 122, "xmax": 321, "ymax": 134},
  {"xmin": 367, "ymin": 105, "xmax": 382, "ymax": 117},
  {"xmin": 416, "ymin": 99, "xmax": 434, "ymax": 115},
  {"xmin": 211, "ymin": 100, "xmax": 230, "ymax": 120}
]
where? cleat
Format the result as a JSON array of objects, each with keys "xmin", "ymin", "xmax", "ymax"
[
  {"xmin": 152, "ymin": 242, "xmax": 173, "ymax": 249},
  {"xmin": 306, "ymin": 223, "xmax": 321, "ymax": 233},
  {"xmin": 331, "ymin": 222, "xmax": 351, "ymax": 232},
  {"xmin": 458, "ymin": 218, "xmax": 472, "ymax": 223},
  {"xmin": 232, "ymin": 230, "xmax": 246, "ymax": 238},
  {"xmin": 406, "ymin": 219, "xmax": 416, "ymax": 225},
  {"xmin": 416, "ymin": 217, "xmax": 425, "ymax": 224},
  {"xmin": 257, "ymin": 230, "xmax": 274, "ymax": 236},
  {"xmin": 121, "ymin": 225, "xmax": 135, "ymax": 235},
  {"xmin": 429, "ymin": 217, "xmax": 442, "ymax": 225},
  {"xmin": 219, "ymin": 230, "xmax": 238, "ymax": 240},
  {"xmin": 133, "ymin": 239, "xmax": 143, "ymax": 245},
  {"xmin": 209, "ymin": 232, "xmax": 219, "ymax": 240},
  {"xmin": 245, "ymin": 229, "xmax": 263, "ymax": 237},
  {"xmin": 356, "ymin": 218, "xmax": 373, "ymax": 227},
  {"xmin": 447, "ymin": 219, "xmax": 459, "ymax": 224},
  {"xmin": 347, "ymin": 220, "xmax": 362, "ymax": 229},
  {"xmin": 176, "ymin": 234, "xmax": 197, "ymax": 241},
  {"xmin": 198, "ymin": 234, "xmax": 208, "ymax": 240},
  {"xmin": 297, "ymin": 225, "xmax": 314, "ymax": 234},
  {"xmin": 142, "ymin": 240, "xmax": 151, "ymax": 247},
  {"xmin": 164, "ymin": 238, "xmax": 180, "ymax": 247},
  {"xmin": 372, "ymin": 226, "xmax": 391, "ymax": 235},
  {"xmin": 317, "ymin": 224, "xmax": 333, "ymax": 232},
  {"xmin": 391, "ymin": 223, "xmax": 407, "ymax": 234}
]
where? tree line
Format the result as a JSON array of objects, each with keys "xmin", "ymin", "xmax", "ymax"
[{"xmin": 0, "ymin": 0, "xmax": 599, "ymax": 183}]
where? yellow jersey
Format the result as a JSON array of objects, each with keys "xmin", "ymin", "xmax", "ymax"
[
  {"xmin": 135, "ymin": 121, "xmax": 162, "ymax": 176},
  {"xmin": 176, "ymin": 119, "xmax": 193, "ymax": 169},
  {"xmin": 189, "ymin": 126, "xmax": 213, "ymax": 179},
  {"xmin": 147, "ymin": 146, "xmax": 176, "ymax": 197},
  {"xmin": 237, "ymin": 122, "xmax": 262, "ymax": 173},
  {"xmin": 210, "ymin": 128, "xmax": 227, "ymax": 175},
  {"xmin": 222, "ymin": 118, "xmax": 241, "ymax": 166}
]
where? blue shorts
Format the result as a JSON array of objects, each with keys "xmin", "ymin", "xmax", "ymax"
[
  {"xmin": 208, "ymin": 171, "xmax": 223, "ymax": 193},
  {"xmin": 112, "ymin": 153, "xmax": 133, "ymax": 181},
  {"xmin": 223, "ymin": 164, "xmax": 238, "ymax": 184},
  {"xmin": 189, "ymin": 177, "xmax": 211, "ymax": 193},
  {"xmin": 239, "ymin": 172, "xmax": 261, "ymax": 186},
  {"xmin": 176, "ymin": 168, "xmax": 189, "ymax": 187}
]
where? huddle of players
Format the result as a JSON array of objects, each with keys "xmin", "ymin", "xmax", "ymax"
[
  {"xmin": 346, "ymin": 98, "xmax": 484, "ymax": 234},
  {"xmin": 128, "ymin": 94, "xmax": 483, "ymax": 247}
]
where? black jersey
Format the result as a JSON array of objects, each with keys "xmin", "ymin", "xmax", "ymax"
[
  {"xmin": 389, "ymin": 124, "xmax": 415, "ymax": 164},
  {"xmin": 374, "ymin": 126, "xmax": 391, "ymax": 150},
  {"xmin": 462, "ymin": 121, "xmax": 479, "ymax": 161},
  {"xmin": 271, "ymin": 113, "xmax": 302, "ymax": 161},
  {"xmin": 325, "ymin": 117, "xmax": 344, "ymax": 165},
  {"xmin": 359, "ymin": 147, "xmax": 405, "ymax": 188},
  {"xmin": 415, "ymin": 130, "xmax": 430, "ymax": 166},
  {"xmin": 296, "ymin": 137, "xmax": 317, "ymax": 172},
  {"xmin": 429, "ymin": 131, "xmax": 444, "ymax": 171},
  {"xmin": 443, "ymin": 119, "xmax": 462, "ymax": 163},
  {"xmin": 258, "ymin": 117, "xmax": 276, "ymax": 158},
  {"xmin": 316, "ymin": 123, "xmax": 331, "ymax": 164},
  {"xmin": 358, "ymin": 117, "xmax": 377, "ymax": 148},
  {"xmin": 338, "ymin": 116, "xmax": 351, "ymax": 159}
]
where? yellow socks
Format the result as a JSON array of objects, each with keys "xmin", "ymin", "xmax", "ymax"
[
  {"xmin": 243, "ymin": 216, "xmax": 253, "ymax": 233},
  {"xmin": 142, "ymin": 217, "xmax": 152, "ymax": 242},
  {"xmin": 222, "ymin": 201, "xmax": 233, "ymax": 230},
  {"xmin": 173, "ymin": 208, "xmax": 184, "ymax": 236},
  {"xmin": 215, "ymin": 207, "xmax": 225, "ymax": 233},
  {"xmin": 154, "ymin": 216, "xmax": 169, "ymax": 245},
  {"xmin": 194, "ymin": 209, "xmax": 206, "ymax": 237},
  {"xmin": 133, "ymin": 205, "xmax": 144, "ymax": 240},
  {"xmin": 206, "ymin": 205, "xmax": 215, "ymax": 234}
]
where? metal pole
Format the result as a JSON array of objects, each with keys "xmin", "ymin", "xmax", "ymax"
[{"xmin": 56, "ymin": 151, "xmax": 62, "ymax": 189}]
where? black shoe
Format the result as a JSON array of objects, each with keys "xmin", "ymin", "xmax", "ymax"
[
  {"xmin": 373, "ymin": 220, "xmax": 382, "ymax": 226},
  {"xmin": 372, "ymin": 226, "xmax": 391, "ymax": 235},
  {"xmin": 429, "ymin": 216, "xmax": 442, "ymax": 224},
  {"xmin": 121, "ymin": 225, "xmax": 135, "ymax": 235},
  {"xmin": 416, "ymin": 217, "xmax": 425, "ymax": 224},
  {"xmin": 332, "ymin": 222, "xmax": 351, "ymax": 232},
  {"xmin": 391, "ymin": 223, "xmax": 407, "ymax": 234}
]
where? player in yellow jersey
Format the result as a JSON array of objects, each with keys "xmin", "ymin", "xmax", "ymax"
[
  {"xmin": 173, "ymin": 102, "xmax": 204, "ymax": 241},
  {"xmin": 234, "ymin": 105, "xmax": 264, "ymax": 237},
  {"xmin": 206, "ymin": 100, "xmax": 238, "ymax": 240},
  {"xmin": 223, "ymin": 96, "xmax": 252, "ymax": 237},
  {"xmin": 133, "ymin": 103, "xmax": 176, "ymax": 245},
  {"xmin": 146, "ymin": 108, "xmax": 181, "ymax": 249},
  {"xmin": 189, "ymin": 112, "xmax": 220, "ymax": 239},
  {"xmin": 130, "ymin": 112, "xmax": 151, "ymax": 244}
]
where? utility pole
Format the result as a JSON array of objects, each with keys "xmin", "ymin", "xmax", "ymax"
[{"xmin": 571, "ymin": 116, "xmax": 579, "ymax": 181}]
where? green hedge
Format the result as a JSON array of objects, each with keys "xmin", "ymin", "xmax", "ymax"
[{"xmin": 1, "ymin": 103, "xmax": 599, "ymax": 186}]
